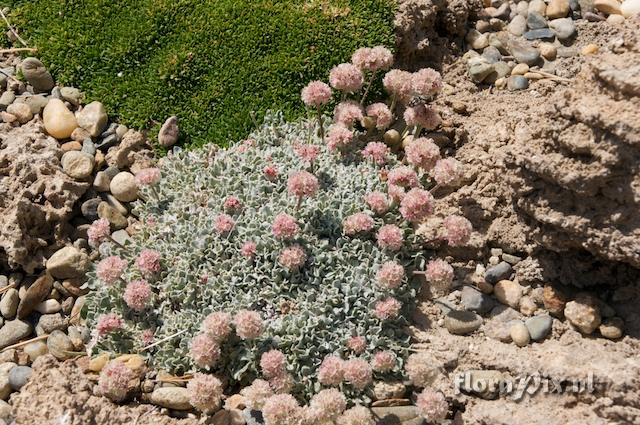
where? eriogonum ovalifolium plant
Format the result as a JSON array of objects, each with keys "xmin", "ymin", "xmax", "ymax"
[{"xmin": 85, "ymin": 46, "xmax": 467, "ymax": 421}]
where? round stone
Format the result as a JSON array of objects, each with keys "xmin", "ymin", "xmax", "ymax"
[
  {"xmin": 20, "ymin": 58, "xmax": 54, "ymax": 93},
  {"xmin": 110, "ymin": 172, "xmax": 138, "ymax": 202},
  {"xmin": 511, "ymin": 63, "xmax": 530, "ymax": 75},
  {"xmin": 546, "ymin": 0, "xmax": 570, "ymax": 18},
  {"xmin": 8, "ymin": 366, "xmax": 32, "ymax": 391},
  {"xmin": 46, "ymin": 246, "xmax": 90, "ymax": 279},
  {"xmin": 564, "ymin": 298, "xmax": 601, "ymax": 334},
  {"xmin": 606, "ymin": 13, "xmax": 626, "ymax": 23},
  {"xmin": 97, "ymin": 201, "xmax": 128, "ymax": 230},
  {"xmin": 6, "ymin": 103, "xmax": 32, "ymax": 124},
  {"xmin": 81, "ymin": 198, "xmax": 102, "ymax": 221},
  {"xmin": 494, "ymin": 280, "xmax": 524, "ymax": 308},
  {"xmin": 549, "ymin": 18, "xmax": 576, "ymax": 40},
  {"xmin": 47, "ymin": 330, "xmax": 76, "ymax": 360},
  {"xmin": 621, "ymin": 0, "xmax": 640, "ymax": 17},
  {"xmin": 158, "ymin": 116, "xmax": 179, "ymax": 148},
  {"xmin": 149, "ymin": 387, "xmax": 191, "ymax": 410},
  {"xmin": 43, "ymin": 99, "xmax": 78, "ymax": 139},
  {"xmin": 594, "ymin": 0, "xmax": 622, "ymax": 14},
  {"xmin": 510, "ymin": 322, "xmax": 531, "ymax": 346},
  {"xmin": 508, "ymin": 15, "xmax": 528, "ymax": 36},
  {"xmin": 23, "ymin": 341, "xmax": 48, "ymax": 362},
  {"xmin": 76, "ymin": 101, "xmax": 108, "ymax": 137},
  {"xmin": 61, "ymin": 151, "xmax": 94, "ymax": 180},
  {"xmin": 507, "ymin": 75, "xmax": 530, "ymax": 91},
  {"xmin": 540, "ymin": 42, "xmax": 558, "ymax": 60},
  {"xmin": 444, "ymin": 310, "xmax": 483, "ymax": 335},
  {"xmin": 524, "ymin": 315, "xmax": 553, "ymax": 340},
  {"xmin": 599, "ymin": 317, "xmax": 624, "ymax": 339}
]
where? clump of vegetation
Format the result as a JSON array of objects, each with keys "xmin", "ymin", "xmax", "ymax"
[{"xmin": 8, "ymin": 0, "xmax": 395, "ymax": 147}]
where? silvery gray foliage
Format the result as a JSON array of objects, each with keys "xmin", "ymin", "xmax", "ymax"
[{"xmin": 85, "ymin": 112, "xmax": 428, "ymax": 402}]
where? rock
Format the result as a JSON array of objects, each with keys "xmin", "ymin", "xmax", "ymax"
[
  {"xmin": 511, "ymin": 63, "xmax": 530, "ymax": 75},
  {"xmin": 373, "ymin": 381, "xmax": 407, "ymax": 400},
  {"xmin": 23, "ymin": 341, "xmax": 48, "ymax": 362},
  {"xmin": 547, "ymin": 0, "xmax": 571, "ymax": 17},
  {"xmin": 507, "ymin": 75, "xmax": 530, "ymax": 91},
  {"xmin": 584, "ymin": 10, "xmax": 606, "ymax": 20},
  {"xmin": 510, "ymin": 322, "xmax": 530, "ymax": 346},
  {"xmin": 508, "ymin": 39, "xmax": 541, "ymax": 65},
  {"xmin": 36, "ymin": 313, "xmax": 67, "ymax": 335},
  {"xmin": 82, "ymin": 138, "xmax": 96, "ymax": 155},
  {"xmin": 88, "ymin": 353, "xmax": 110, "ymax": 372},
  {"xmin": 508, "ymin": 14, "xmax": 528, "ymax": 35},
  {"xmin": 0, "ymin": 374, "xmax": 10, "ymax": 401},
  {"xmin": 159, "ymin": 116, "xmax": 179, "ymax": 147},
  {"xmin": 6, "ymin": 103, "xmax": 32, "ymax": 124},
  {"xmin": 482, "ymin": 46, "xmax": 503, "ymax": 63},
  {"xmin": 61, "ymin": 141, "xmax": 82, "ymax": 152},
  {"xmin": 150, "ymin": 387, "xmax": 192, "ymax": 410},
  {"xmin": 539, "ymin": 42, "xmax": 558, "ymax": 60},
  {"xmin": 444, "ymin": 310, "xmax": 483, "ymax": 335},
  {"xmin": 543, "ymin": 285, "xmax": 568, "ymax": 317},
  {"xmin": 20, "ymin": 58, "xmax": 54, "ymax": 93},
  {"xmin": 621, "ymin": 0, "xmax": 640, "ymax": 16},
  {"xmin": 524, "ymin": 28, "xmax": 556, "ymax": 40},
  {"xmin": 469, "ymin": 61, "xmax": 495, "ymax": 83},
  {"xmin": 582, "ymin": 43, "xmax": 599, "ymax": 55},
  {"xmin": 46, "ymin": 246, "xmax": 90, "ymax": 279},
  {"xmin": 8, "ymin": 365, "xmax": 32, "ymax": 390},
  {"xmin": 61, "ymin": 151, "xmax": 94, "ymax": 180},
  {"xmin": 35, "ymin": 299, "xmax": 62, "ymax": 314},
  {"xmin": 76, "ymin": 101, "xmax": 108, "ymax": 137},
  {"xmin": 47, "ymin": 330, "xmax": 76, "ymax": 360},
  {"xmin": 110, "ymin": 172, "xmax": 138, "ymax": 202},
  {"xmin": 17, "ymin": 274, "xmax": 53, "ymax": 319},
  {"xmin": 60, "ymin": 87, "xmax": 82, "ymax": 106},
  {"xmin": 607, "ymin": 13, "xmax": 626, "ymax": 22},
  {"xmin": 565, "ymin": 298, "xmax": 601, "ymax": 334},
  {"xmin": 0, "ymin": 399, "xmax": 9, "ymax": 420},
  {"xmin": 494, "ymin": 280, "xmax": 524, "ymax": 308},
  {"xmin": 525, "ymin": 315, "xmax": 553, "ymax": 340},
  {"xmin": 519, "ymin": 296, "xmax": 537, "ymax": 316},
  {"xmin": 97, "ymin": 201, "xmax": 128, "ymax": 230},
  {"xmin": 484, "ymin": 261, "xmax": 513, "ymax": 284},
  {"xmin": 599, "ymin": 317, "xmax": 624, "ymax": 339},
  {"xmin": 527, "ymin": 10, "xmax": 548, "ymax": 28},
  {"xmin": 466, "ymin": 29, "xmax": 490, "ymax": 50},
  {"xmin": 0, "ymin": 91, "xmax": 15, "ymax": 110},
  {"xmin": 485, "ymin": 305, "xmax": 522, "ymax": 342},
  {"xmin": 0, "ymin": 289, "xmax": 18, "ymax": 320},
  {"xmin": 23, "ymin": 95, "xmax": 48, "ymax": 115},
  {"xmin": 93, "ymin": 171, "xmax": 112, "ymax": 192},
  {"xmin": 549, "ymin": 18, "xmax": 576, "ymax": 40},
  {"xmin": 43, "ymin": 99, "xmax": 78, "ymax": 139},
  {"xmin": 0, "ymin": 320, "xmax": 31, "ymax": 350},
  {"xmin": 111, "ymin": 230, "xmax": 132, "ymax": 245},
  {"xmin": 70, "ymin": 127, "xmax": 91, "ymax": 142},
  {"xmin": 492, "ymin": 61, "xmax": 512, "ymax": 80},
  {"xmin": 516, "ymin": 1, "xmax": 529, "ymax": 16},
  {"xmin": 488, "ymin": 32, "xmax": 510, "ymax": 54},
  {"xmin": 529, "ymin": 0, "xmax": 548, "ymax": 14},
  {"xmin": 371, "ymin": 406, "xmax": 420, "ymax": 424},
  {"xmin": 461, "ymin": 285, "xmax": 494, "ymax": 314},
  {"xmin": 81, "ymin": 198, "xmax": 102, "ymax": 221},
  {"xmin": 594, "ymin": 0, "xmax": 622, "ymax": 14}
]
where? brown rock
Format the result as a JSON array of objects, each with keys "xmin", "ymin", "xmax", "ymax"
[
  {"xmin": 546, "ymin": 0, "xmax": 570, "ymax": 18},
  {"xmin": 105, "ymin": 130, "xmax": 146, "ymax": 169},
  {"xmin": 158, "ymin": 116, "xmax": 179, "ymax": 147},
  {"xmin": 17, "ymin": 274, "xmax": 53, "ymax": 319},
  {"xmin": 60, "ymin": 141, "xmax": 82, "ymax": 152},
  {"xmin": 70, "ymin": 127, "xmax": 91, "ymax": 141},
  {"xmin": 494, "ymin": 280, "xmax": 523, "ymax": 308},
  {"xmin": 599, "ymin": 317, "xmax": 624, "ymax": 339},
  {"xmin": 543, "ymin": 285, "xmax": 568, "ymax": 317},
  {"xmin": 97, "ymin": 202, "xmax": 128, "ymax": 230}
]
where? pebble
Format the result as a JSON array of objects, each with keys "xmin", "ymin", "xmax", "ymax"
[
  {"xmin": 509, "ymin": 39, "xmax": 541, "ymax": 65},
  {"xmin": 524, "ymin": 72, "xmax": 544, "ymax": 79},
  {"xmin": 491, "ymin": 61, "xmax": 512, "ymax": 80},
  {"xmin": 621, "ymin": 0, "xmax": 640, "ymax": 16},
  {"xmin": 61, "ymin": 141, "xmax": 82, "ymax": 152},
  {"xmin": 105, "ymin": 194, "xmax": 129, "ymax": 216},
  {"xmin": 508, "ymin": 14, "xmax": 528, "ymax": 35},
  {"xmin": 60, "ymin": 87, "xmax": 82, "ymax": 106},
  {"xmin": 87, "ymin": 353, "xmax": 109, "ymax": 372},
  {"xmin": 110, "ymin": 171, "xmax": 138, "ymax": 202},
  {"xmin": 150, "ymin": 387, "xmax": 192, "ymax": 410},
  {"xmin": 373, "ymin": 381, "xmax": 407, "ymax": 400},
  {"xmin": 525, "ymin": 315, "xmax": 553, "ymax": 340},
  {"xmin": 606, "ymin": 13, "xmax": 626, "ymax": 22},
  {"xmin": 510, "ymin": 322, "xmax": 531, "ymax": 346},
  {"xmin": 371, "ymin": 406, "xmax": 420, "ymax": 423},
  {"xmin": 81, "ymin": 198, "xmax": 102, "ymax": 221},
  {"xmin": 543, "ymin": 284, "xmax": 568, "ymax": 316},
  {"xmin": 547, "ymin": 0, "xmax": 571, "ymax": 17},
  {"xmin": 76, "ymin": 101, "xmax": 108, "ymax": 137},
  {"xmin": 444, "ymin": 310, "xmax": 483, "ymax": 335},
  {"xmin": 599, "ymin": 317, "xmax": 624, "ymax": 339},
  {"xmin": 47, "ymin": 330, "xmax": 76, "ymax": 360},
  {"xmin": 43, "ymin": 99, "xmax": 78, "ymax": 139},
  {"xmin": 35, "ymin": 299, "xmax": 62, "ymax": 314},
  {"xmin": 6, "ymin": 103, "xmax": 32, "ymax": 124},
  {"xmin": 584, "ymin": 11, "xmax": 607, "ymax": 20},
  {"xmin": 484, "ymin": 261, "xmax": 513, "ymax": 284},
  {"xmin": 482, "ymin": 46, "xmax": 503, "ymax": 63},
  {"xmin": 461, "ymin": 285, "xmax": 495, "ymax": 314},
  {"xmin": 0, "ymin": 399, "xmax": 9, "ymax": 420},
  {"xmin": 549, "ymin": 18, "xmax": 576, "ymax": 40},
  {"xmin": 466, "ymin": 29, "xmax": 490, "ymax": 50},
  {"xmin": 23, "ymin": 341, "xmax": 48, "ymax": 362},
  {"xmin": 20, "ymin": 58, "xmax": 54, "ymax": 93},
  {"xmin": 594, "ymin": 0, "xmax": 622, "ymax": 14},
  {"xmin": 507, "ymin": 75, "xmax": 530, "ymax": 90},
  {"xmin": 61, "ymin": 151, "xmax": 95, "ymax": 180},
  {"xmin": 495, "ymin": 77, "xmax": 507, "ymax": 89},
  {"xmin": 0, "ymin": 374, "xmax": 10, "ymax": 401},
  {"xmin": 46, "ymin": 246, "xmax": 90, "ymax": 279},
  {"xmin": 469, "ymin": 61, "xmax": 495, "ymax": 83},
  {"xmin": 82, "ymin": 138, "xmax": 96, "ymax": 155},
  {"xmin": 529, "ymin": 0, "xmax": 547, "ymax": 14},
  {"xmin": 1, "ymin": 112, "xmax": 16, "ymax": 124},
  {"xmin": 159, "ymin": 116, "xmax": 179, "ymax": 148},
  {"xmin": 539, "ymin": 43, "xmax": 558, "ymax": 60},
  {"xmin": 0, "ymin": 289, "xmax": 18, "ymax": 320},
  {"xmin": 476, "ymin": 20, "xmax": 491, "ymax": 33},
  {"xmin": 97, "ymin": 201, "xmax": 128, "ymax": 230},
  {"xmin": 17, "ymin": 274, "xmax": 53, "ymax": 319},
  {"xmin": 0, "ymin": 91, "xmax": 15, "ymax": 111},
  {"xmin": 516, "ymin": 1, "xmax": 529, "ymax": 16},
  {"xmin": 93, "ymin": 171, "xmax": 112, "ymax": 192},
  {"xmin": 0, "ymin": 320, "xmax": 32, "ymax": 350},
  {"xmin": 565, "ymin": 298, "xmax": 601, "ymax": 334},
  {"xmin": 519, "ymin": 295, "xmax": 537, "ymax": 316},
  {"xmin": 511, "ymin": 63, "xmax": 530, "ymax": 75},
  {"xmin": 527, "ymin": 10, "xmax": 548, "ymax": 28},
  {"xmin": 8, "ymin": 366, "xmax": 32, "ymax": 391},
  {"xmin": 23, "ymin": 95, "xmax": 48, "ymax": 115},
  {"xmin": 524, "ymin": 28, "xmax": 556, "ymax": 40},
  {"xmin": 36, "ymin": 313, "xmax": 67, "ymax": 335},
  {"xmin": 96, "ymin": 134, "xmax": 119, "ymax": 150},
  {"xmin": 494, "ymin": 279, "xmax": 524, "ymax": 308}
]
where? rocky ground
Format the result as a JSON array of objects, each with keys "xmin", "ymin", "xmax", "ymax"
[{"xmin": 0, "ymin": 1, "xmax": 638, "ymax": 425}]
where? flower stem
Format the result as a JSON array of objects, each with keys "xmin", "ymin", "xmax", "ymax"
[
  {"xmin": 316, "ymin": 107, "xmax": 325, "ymax": 142},
  {"xmin": 360, "ymin": 71, "xmax": 377, "ymax": 106}
]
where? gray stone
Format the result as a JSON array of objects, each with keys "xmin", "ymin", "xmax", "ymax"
[
  {"xmin": 8, "ymin": 366, "xmax": 32, "ymax": 391},
  {"xmin": 0, "ymin": 289, "xmax": 18, "ymax": 320},
  {"xmin": 115, "ymin": 124, "xmax": 128, "ymax": 141},
  {"xmin": 96, "ymin": 134, "xmax": 119, "ymax": 150},
  {"xmin": 510, "ymin": 321, "xmax": 531, "ymax": 346},
  {"xmin": 76, "ymin": 101, "xmax": 108, "ymax": 137},
  {"xmin": 36, "ymin": 313, "xmax": 68, "ymax": 335},
  {"xmin": 23, "ymin": 94, "xmax": 48, "ymax": 115},
  {"xmin": 492, "ymin": 61, "xmax": 513, "ymax": 79},
  {"xmin": 482, "ymin": 46, "xmax": 503, "ymax": 63},
  {"xmin": 158, "ymin": 116, "xmax": 179, "ymax": 147},
  {"xmin": 509, "ymin": 39, "xmax": 541, "ymax": 65},
  {"xmin": 100, "ymin": 122, "xmax": 118, "ymax": 138},
  {"xmin": 502, "ymin": 253, "xmax": 522, "ymax": 264},
  {"xmin": 527, "ymin": 11, "xmax": 548, "ymax": 28},
  {"xmin": 549, "ymin": 17, "xmax": 576, "ymax": 40},
  {"xmin": 0, "ymin": 91, "xmax": 15, "ymax": 111},
  {"xmin": 81, "ymin": 198, "xmax": 102, "ymax": 221},
  {"xmin": 469, "ymin": 61, "xmax": 495, "ymax": 83},
  {"xmin": 508, "ymin": 75, "xmax": 530, "ymax": 91},
  {"xmin": 20, "ymin": 58, "xmax": 54, "ymax": 93},
  {"xmin": 6, "ymin": 103, "xmax": 32, "ymax": 124},
  {"xmin": 149, "ymin": 387, "xmax": 192, "ymax": 410},
  {"xmin": 47, "ymin": 330, "xmax": 76, "ymax": 360},
  {"xmin": 484, "ymin": 261, "xmax": 513, "ymax": 284},
  {"xmin": 445, "ymin": 310, "xmax": 483, "ymax": 335},
  {"xmin": 524, "ymin": 28, "xmax": 556, "ymax": 40},
  {"xmin": 525, "ymin": 315, "xmax": 553, "ymax": 340},
  {"xmin": 461, "ymin": 285, "xmax": 495, "ymax": 314},
  {"xmin": 82, "ymin": 138, "xmax": 96, "ymax": 156},
  {"xmin": 371, "ymin": 406, "xmax": 420, "ymax": 424},
  {"xmin": 508, "ymin": 14, "xmax": 528, "ymax": 35},
  {"xmin": 93, "ymin": 171, "xmax": 111, "ymax": 192},
  {"xmin": 111, "ymin": 230, "xmax": 132, "ymax": 246},
  {"xmin": 60, "ymin": 87, "xmax": 82, "ymax": 106},
  {"xmin": 0, "ymin": 320, "xmax": 32, "ymax": 350},
  {"xmin": 46, "ymin": 246, "xmax": 90, "ymax": 279},
  {"xmin": 584, "ymin": 11, "xmax": 605, "ymax": 20},
  {"xmin": 490, "ymin": 2, "xmax": 511, "ymax": 19}
]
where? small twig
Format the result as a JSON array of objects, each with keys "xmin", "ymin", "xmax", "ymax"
[
  {"xmin": 0, "ymin": 47, "xmax": 36, "ymax": 54},
  {"xmin": 2, "ymin": 334, "xmax": 48, "ymax": 351},
  {"xmin": 0, "ymin": 9, "xmax": 28, "ymax": 48},
  {"xmin": 0, "ymin": 284, "xmax": 16, "ymax": 295},
  {"xmin": 156, "ymin": 374, "xmax": 194, "ymax": 383},
  {"xmin": 535, "ymin": 70, "xmax": 571, "ymax": 82},
  {"xmin": 139, "ymin": 328, "xmax": 188, "ymax": 352}
]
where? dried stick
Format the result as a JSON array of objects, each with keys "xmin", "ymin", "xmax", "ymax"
[
  {"xmin": 0, "ymin": 47, "xmax": 36, "ymax": 54},
  {"xmin": 1, "ymin": 334, "xmax": 48, "ymax": 351},
  {"xmin": 139, "ymin": 328, "xmax": 188, "ymax": 352},
  {"xmin": 0, "ymin": 9, "xmax": 28, "ymax": 48}
]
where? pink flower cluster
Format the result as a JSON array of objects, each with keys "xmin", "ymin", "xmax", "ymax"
[
  {"xmin": 399, "ymin": 188, "xmax": 434, "ymax": 222},
  {"xmin": 123, "ymin": 279, "xmax": 152, "ymax": 311},
  {"xmin": 268, "ymin": 372, "xmax": 294, "ymax": 394},
  {"xmin": 294, "ymin": 144, "xmax": 321, "ymax": 164},
  {"xmin": 241, "ymin": 379, "xmax": 274, "ymax": 410},
  {"xmin": 134, "ymin": 168, "xmax": 161, "ymax": 187},
  {"xmin": 376, "ymin": 261, "xmax": 404, "ymax": 289},
  {"xmin": 326, "ymin": 124, "xmax": 353, "ymax": 151},
  {"xmin": 416, "ymin": 389, "xmax": 448, "ymax": 423},
  {"xmin": 411, "ymin": 68, "xmax": 443, "ymax": 97},
  {"xmin": 343, "ymin": 359, "xmax": 373, "ymax": 390},
  {"xmin": 202, "ymin": 311, "xmax": 232, "ymax": 342},
  {"xmin": 383, "ymin": 69, "xmax": 413, "ymax": 102},
  {"xmin": 241, "ymin": 240, "xmax": 257, "ymax": 259},
  {"xmin": 262, "ymin": 394, "xmax": 300, "ymax": 425},
  {"xmin": 272, "ymin": 213, "xmax": 299, "ymax": 240},
  {"xmin": 405, "ymin": 352, "xmax": 438, "ymax": 387},
  {"xmin": 371, "ymin": 350, "xmax": 396, "ymax": 372},
  {"xmin": 136, "ymin": 249, "xmax": 161, "ymax": 275},
  {"xmin": 364, "ymin": 191, "xmax": 389, "ymax": 215},
  {"xmin": 141, "ymin": 329, "xmax": 155, "ymax": 346},
  {"xmin": 433, "ymin": 158, "xmax": 464, "ymax": 186},
  {"xmin": 404, "ymin": 104, "xmax": 441, "ymax": 130},
  {"xmin": 301, "ymin": 81, "xmax": 332, "ymax": 107},
  {"xmin": 97, "ymin": 360, "xmax": 135, "ymax": 402},
  {"xmin": 365, "ymin": 103, "xmax": 393, "ymax": 130},
  {"xmin": 347, "ymin": 336, "xmax": 366, "ymax": 354},
  {"xmin": 425, "ymin": 259, "xmax": 454, "ymax": 286},
  {"xmin": 96, "ymin": 256, "xmax": 127, "ymax": 285},
  {"xmin": 278, "ymin": 244, "xmax": 307, "ymax": 271},
  {"xmin": 190, "ymin": 333, "xmax": 221, "ymax": 368},
  {"xmin": 96, "ymin": 313, "xmax": 124, "ymax": 336},
  {"xmin": 223, "ymin": 196, "xmax": 242, "ymax": 211},
  {"xmin": 374, "ymin": 297, "xmax": 401, "ymax": 320},
  {"xmin": 88, "ymin": 218, "xmax": 111, "ymax": 245},
  {"xmin": 376, "ymin": 224, "xmax": 404, "ymax": 251},
  {"xmin": 329, "ymin": 63, "xmax": 364, "ymax": 93},
  {"xmin": 351, "ymin": 46, "xmax": 393, "ymax": 72},
  {"xmin": 387, "ymin": 184, "xmax": 406, "ymax": 203},
  {"xmin": 318, "ymin": 355, "xmax": 345, "ymax": 386},
  {"xmin": 334, "ymin": 101, "xmax": 364, "ymax": 126},
  {"xmin": 263, "ymin": 164, "xmax": 279, "ymax": 180},
  {"xmin": 287, "ymin": 171, "xmax": 319, "ymax": 199},
  {"xmin": 187, "ymin": 373, "xmax": 224, "ymax": 413},
  {"xmin": 338, "ymin": 405, "xmax": 375, "ymax": 425},
  {"xmin": 442, "ymin": 215, "xmax": 472, "ymax": 246},
  {"xmin": 361, "ymin": 141, "xmax": 390, "ymax": 165},
  {"xmin": 234, "ymin": 310, "xmax": 263, "ymax": 339},
  {"xmin": 309, "ymin": 388, "xmax": 347, "ymax": 421},
  {"xmin": 260, "ymin": 349, "xmax": 287, "ymax": 379},
  {"xmin": 215, "ymin": 213, "xmax": 236, "ymax": 234},
  {"xmin": 342, "ymin": 212, "xmax": 374, "ymax": 236},
  {"xmin": 387, "ymin": 166, "xmax": 419, "ymax": 188},
  {"xmin": 405, "ymin": 138, "xmax": 441, "ymax": 170}
]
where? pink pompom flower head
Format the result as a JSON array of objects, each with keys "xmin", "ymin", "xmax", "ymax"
[
  {"xmin": 433, "ymin": 158, "xmax": 464, "ymax": 187},
  {"xmin": 301, "ymin": 81, "xmax": 332, "ymax": 107},
  {"xmin": 399, "ymin": 188, "xmax": 434, "ymax": 223},
  {"xmin": 241, "ymin": 379, "xmax": 274, "ymax": 410},
  {"xmin": 134, "ymin": 168, "xmax": 161, "ymax": 187},
  {"xmin": 309, "ymin": 388, "xmax": 347, "ymax": 421},
  {"xmin": 262, "ymin": 394, "xmax": 300, "ymax": 425},
  {"xmin": 365, "ymin": 103, "xmax": 393, "ymax": 130},
  {"xmin": 405, "ymin": 137, "xmax": 441, "ymax": 171},
  {"xmin": 87, "ymin": 218, "xmax": 111, "ymax": 246},
  {"xmin": 326, "ymin": 124, "xmax": 354, "ymax": 151},
  {"xmin": 278, "ymin": 244, "xmax": 307, "ymax": 271},
  {"xmin": 383, "ymin": 69, "xmax": 413, "ymax": 103},
  {"xmin": 404, "ymin": 104, "xmax": 442, "ymax": 131},
  {"xmin": 287, "ymin": 171, "xmax": 319, "ymax": 201},
  {"xmin": 334, "ymin": 101, "xmax": 364, "ymax": 127},
  {"xmin": 425, "ymin": 258, "xmax": 454, "ymax": 287},
  {"xmin": 223, "ymin": 196, "xmax": 242, "ymax": 212},
  {"xmin": 376, "ymin": 261, "xmax": 405, "ymax": 289},
  {"xmin": 241, "ymin": 240, "xmax": 257, "ymax": 259},
  {"xmin": 187, "ymin": 373, "xmax": 224, "ymax": 413},
  {"xmin": 388, "ymin": 166, "xmax": 419, "ymax": 188},
  {"xmin": 411, "ymin": 68, "xmax": 443, "ymax": 98},
  {"xmin": 364, "ymin": 191, "xmax": 389, "ymax": 215},
  {"xmin": 344, "ymin": 358, "xmax": 373, "ymax": 390},
  {"xmin": 318, "ymin": 355, "xmax": 345, "ymax": 386},
  {"xmin": 263, "ymin": 164, "xmax": 279, "ymax": 181},
  {"xmin": 342, "ymin": 212, "xmax": 374, "ymax": 236},
  {"xmin": 361, "ymin": 142, "xmax": 390, "ymax": 165},
  {"xmin": 416, "ymin": 389, "xmax": 449, "ymax": 423},
  {"xmin": 214, "ymin": 213, "xmax": 236, "ymax": 235},
  {"xmin": 141, "ymin": 329, "xmax": 155, "ymax": 346},
  {"xmin": 347, "ymin": 336, "xmax": 367, "ymax": 354},
  {"xmin": 268, "ymin": 372, "xmax": 295, "ymax": 394},
  {"xmin": 96, "ymin": 313, "xmax": 124, "ymax": 337},
  {"xmin": 376, "ymin": 224, "xmax": 404, "ymax": 251},
  {"xmin": 352, "ymin": 46, "xmax": 393, "ymax": 72},
  {"xmin": 234, "ymin": 310, "xmax": 264, "ymax": 339},
  {"xmin": 260, "ymin": 349, "xmax": 287, "ymax": 379},
  {"xmin": 190, "ymin": 333, "xmax": 221, "ymax": 368},
  {"xmin": 442, "ymin": 215, "xmax": 472, "ymax": 246},
  {"xmin": 371, "ymin": 351, "xmax": 396, "ymax": 372},
  {"xmin": 136, "ymin": 249, "xmax": 161, "ymax": 276},
  {"xmin": 272, "ymin": 213, "xmax": 300, "ymax": 240},
  {"xmin": 97, "ymin": 360, "xmax": 135, "ymax": 402},
  {"xmin": 388, "ymin": 184, "xmax": 406, "ymax": 203},
  {"xmin": 202, "ymin": 311, "xmax": 232, "ymax": 342},
  {"xmin": 123, "ymin": 279, "xmax": 152, "ymax": 312},
  {"xmin": 329, "ymin": 63, "xmax": 364, "ymax": 93},
  {"xmin": 374, "ymin": 297, "xmax": 402, "ymax": 321},
  {"xmin": 96, "ymin": 256, "xmax": 127, "ymax": 285},
  {"xmin": 293, "ymin": 143, "xmax": 321, "ymax": 165}
]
